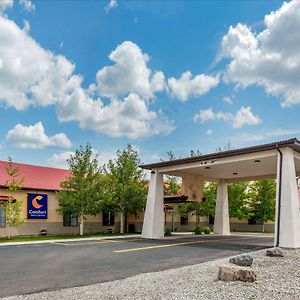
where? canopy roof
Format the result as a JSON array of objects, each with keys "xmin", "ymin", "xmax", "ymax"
[{"xmin": 140, "ymin": 138, "xmax": 300, "ymax": 182}]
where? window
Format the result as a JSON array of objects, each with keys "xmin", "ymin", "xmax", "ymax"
[
  {"xmin": 102, "ymin": 212, "xmax": 114, "ymax": 226},
  {"xmin": 0, "ymin": 206, "xmax": 6, "ymax": 228},
  {"xmin": 180, "ymin": 215, "xmax": 188, "ymax": 225},
  {"xmin": 248, "ymin": 218, "xmax": 262, "ymax": 225},
  {"xmin": 63, "ymin": 212, "xmax": 78, "ymax": 226}
]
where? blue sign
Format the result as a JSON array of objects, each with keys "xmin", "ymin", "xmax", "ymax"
[{"xmin": 27, "ymin": 194, "xmax": 48, "ymax": 219}]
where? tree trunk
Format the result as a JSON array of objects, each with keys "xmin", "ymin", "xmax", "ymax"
[
  {"xmin": 171, "ymin": 212, "xmax": 174, "ymax": 232},
  {"xmin": 120, "ymin": 211, "xmax": 125, "ymax": 234},
  {"xmin": 79, "ymin": 213, "xmax": 84, "ymax": 236},
  {"xmin": 197, "ymin": 214, "xmax": 200, "ymax": 226},
  {"xmin": 262, "ymin": 222, "xmax": 265, "ymax": 233}
]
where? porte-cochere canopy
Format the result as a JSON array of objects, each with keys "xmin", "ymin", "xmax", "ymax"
[{"xmin": 140, "ymin": 138, "xmax": 300, "ymax": 249}]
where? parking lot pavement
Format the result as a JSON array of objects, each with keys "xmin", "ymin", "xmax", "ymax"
[{"xmin": 0, "ymin": 235, "xmax": 273, "ymax": 298}]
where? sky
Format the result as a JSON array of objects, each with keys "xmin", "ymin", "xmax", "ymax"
[{"xmin": 1, "ymin": 0, "xmax": 300, "ymax": 168}]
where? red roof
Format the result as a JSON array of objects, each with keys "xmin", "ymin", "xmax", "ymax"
[{"xmin": 0, "ymin": 161, "xmax": 70, "ymax": 191}]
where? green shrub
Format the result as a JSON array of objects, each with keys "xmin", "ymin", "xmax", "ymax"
[
  {"xmin": 203, "ymin": 226, "xmax": 211, "ymax": 234},
  {"xmin": 165, "ymin": 228, "xmax": 172, "ymax": 236},
  {"xmin": 194, "ymin": 225, "xmax": 203, "ymax": 235}
]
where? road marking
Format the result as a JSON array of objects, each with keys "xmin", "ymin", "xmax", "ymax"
[
  {"xmin": 113, "ymin": 238, "xmax": 245, "ymax": 253},
  {"xmin": 52, "ymin": 238, "xmax": 142, "ymax": 246}
]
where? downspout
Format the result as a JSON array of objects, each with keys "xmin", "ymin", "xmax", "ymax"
[{"xmin": 276, "ymin": 147, "xmax": 283, "ymax": 247}]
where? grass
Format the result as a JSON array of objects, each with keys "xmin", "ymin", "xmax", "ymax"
[{"xmin": 0, "ymin": 232, "xmax": 138, "ymax": 243}]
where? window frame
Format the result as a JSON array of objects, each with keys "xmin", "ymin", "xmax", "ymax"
[
  {"xmin": 63, "ymin": 212, "xmax": 78, "ymax": 227},
  {"xmin": 0, "ymin": 205, "xmax": 6, "ymax": 228},
  {"xmin": 102, "ymin": 212, "xmax": 115, "ymax": 226},
  {"xmin": 180, "ymin": 215, "xmax": 189, "ymax": 225}
]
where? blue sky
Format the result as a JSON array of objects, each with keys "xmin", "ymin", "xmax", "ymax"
[{"xmin": 1, "ymin": 0, "xmax": 300, "ymax": 168}]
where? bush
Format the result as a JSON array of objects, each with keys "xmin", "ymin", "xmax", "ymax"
[
  {"xmin": 165, "ymin": 228, "xmax": 172, "ymax": 236},
  {"xmin": 203, "ymin": 226, "xmax": 211, "ymax": 234},
  {"xmin": 194, "ymin": 225, "xmax": 203, "ymax": 235}
]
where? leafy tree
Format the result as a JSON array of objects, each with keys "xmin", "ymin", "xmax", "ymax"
[
  {"xmin": 105, "ymin": 145, "xmax": 147, "ymax": 233},
  {"xmin": 202, "ymin": 182, "xmax": 217, "ymax": 217},
  {"xmin": 248, "ymin": 179, "xmax": 276, "ymax": 232},
  {"xmin": 163, "ymin": 151, "xmax": 182, "ymax": 195},
  {"xmin": 1, "ymin": 157, "xmax": 25, "ymax": 236},
  {"xmin": 57, "ymin": 144, "xmax": 106, "ymax": 235},
  {"xmin": 163, "ymin": 177, "xmax": 181, "ymax": 195},
  {"xmin": 228, "ymin": 182, "xmax": 251, "ymax": 220},
  {"xmin": 190, "ymin": 201, "xmax": 204, "ymax": 225},
  {"xmin": 190, "ymin": 149, "xmax": 202, "ymax": 157}
]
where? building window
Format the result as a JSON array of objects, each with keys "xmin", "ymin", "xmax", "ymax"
[
  {"xmin": 0, "ymin": 206, "xmax": 6, "ymax": 228},
  {"xmin": 180, "ymin": 215, "xmax": 188, "ymax": 225},
  {"xmin": 63, "ymin": 212, "xmax": 78, "ymax": 226},
  {"xmin": 102, "ymin": 212, "xmax": 114, "ymax": 226}
]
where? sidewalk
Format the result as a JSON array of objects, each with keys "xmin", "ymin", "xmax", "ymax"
[{"xmin": 0, "ymin": 234, "xmax": 140, "ymax": 247}]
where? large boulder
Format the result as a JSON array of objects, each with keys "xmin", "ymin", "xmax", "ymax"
[
  {"xmin": 229, "ymin": 254, "xmax": 253, "ymax": 267},
  {"xmin": 266, "ymin": 247, "xmax": 284, "ymax": 257},
  {"xmin": 218, "ymin": 265, "xmax": 257, "ymax": 282}
]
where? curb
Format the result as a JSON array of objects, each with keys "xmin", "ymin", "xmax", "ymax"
[{"xmin": 0, "ymin": 234, "xmax": 141, "ymax": 247}]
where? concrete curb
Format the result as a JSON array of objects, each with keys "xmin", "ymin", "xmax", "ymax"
[{"xmin": 0, "ymin": 234, "xmax": 141, "ymax": 247}]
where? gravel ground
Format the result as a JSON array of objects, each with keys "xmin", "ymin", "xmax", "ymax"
[{"xmin": 4, "ymin": 248, "xmax": 300, "ymax": 300}]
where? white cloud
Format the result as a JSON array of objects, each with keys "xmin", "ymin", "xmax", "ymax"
[
  {"xmin": 57, "ymin": 92, "xmax": 175, "ymax": 139},
  {"xmin": 19, "ymin": 0, "xmax": 35, "ymax": 12},
  {"xmin": 48, "ymin": 151, "xmax": 74, "ymax": 168},
  {"xmin": 23, "ymin": 19, "xmax": 30, "ymax": 33},
  {"xmin": 0, "ymin": 16, "xmax": 174, "ymax": 139},
  {"xmin": 232, "ymin": 106, "xmax": 261, "ymax": 128},
  {"xmin": 231, "ymin": 128, "xmax": 300, "ymax": 145},
  {"xmin": 193, "ymin": 107, "xmax": 232, "ymax": 123},
  {"xmin": 223, "ymin": 96, "xmax": 233, "ymax": 104},
  {"xmin": 0, "ymin": 16, "xmax": 77, "ymax": 110},
  {"xmin": 194, "ymin": 106, "xmax": 260, "ymax": 128},
  {"xmin": 96, "ymin": 41, "xmax": 165, "ymax": 100},
  {"xmin": 206, "ymin": 128, "xmax": 213, "ymax": 135},
  {"xmin": 0, "ymin": 0, "xmax": 13, "ymax": 16},
  {"xmin": 105, "ymin": 0, "xmax": 118, "ymax": 14},
  {"xmin": 48, "ymin": 149, "xmax": 117, "ymax": 169},
  {"xmin": 6, "ymin": 122, "xmax": 72, "ymax": 149},
  {"xmin": 221, "ymin": 0, "xmax": 300, "ymax": 107},
  {"xmin": 167, "ymin": 71, "xmax": 219, "ymax": 101}
]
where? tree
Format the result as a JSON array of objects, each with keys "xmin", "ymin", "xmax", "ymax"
[
  {"xmin": 190, "ymin": 149, "xmax": 202, "ymax": 157},
  {"xmin": 57, "ymin": 144, "xmax": 106, "ymax": 235},
  {"xmin": 228, "ymin": 182, "xmax": 251, "ymax": 220},
  {"xmin": 2, "ymin": 157, "xmax": 25, "ymax": 237},
  {"xmin": 248, "ymin": 179, "xmax": 276, "ymax": 232},
  {"xmin": 105, "ymin": 145, "xmax": 147, "ymax": 233},
  {"xmin": 202, "ymin": 182, "xmax": 217, "ymax": 218},
  {"xmin": 163, "ymin": 151, "xmax": 181, "ymax": 195}
]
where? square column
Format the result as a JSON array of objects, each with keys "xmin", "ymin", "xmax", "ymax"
[
  {"xmin": 275, "ymin": 147, "xmax": 300, "ymax": 248},
  {"xmin": 141, "ymin": 170, "xmax": 164, "ymax": 239},
  {"xmin": 214, "ymin": 179, "xmax": 230, "ymax": 235}
]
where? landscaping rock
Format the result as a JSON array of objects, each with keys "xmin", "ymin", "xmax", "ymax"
[
  {"xmin": 218, "ymin": 265, "xmax": 257, "ymax": 282},
  {"xmin": 266, "ymin": 247, "xmax": 284, "ymax": 257},
  {"xmin": 229, "ymin": 254, "xmax": 253, "ymax": 267}
]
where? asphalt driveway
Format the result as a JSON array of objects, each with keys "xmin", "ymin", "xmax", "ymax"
[{"xmin": 0, "ymin": 234, "xmax": 273, "ymax": 298}]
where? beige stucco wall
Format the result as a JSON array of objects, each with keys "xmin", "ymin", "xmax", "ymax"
[
  {"xmin": 0, "ymin": 187, "xmax": 275, "ymax": 236},
  {"xmin": 0, "ymin": 189, "xmax": 120, "ymax": 237}
]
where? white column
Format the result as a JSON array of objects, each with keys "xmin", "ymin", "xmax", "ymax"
[
  {"xmin": 275, "ymin": 147, "xmax": 300, "ymax": 248},
  {"xmin": 214, "ymin": 179, "xmax": 230, "ymax": 235},
  {"xmin": 141, "ymin": 170, "xmax": 164, "ymax": 239}
]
